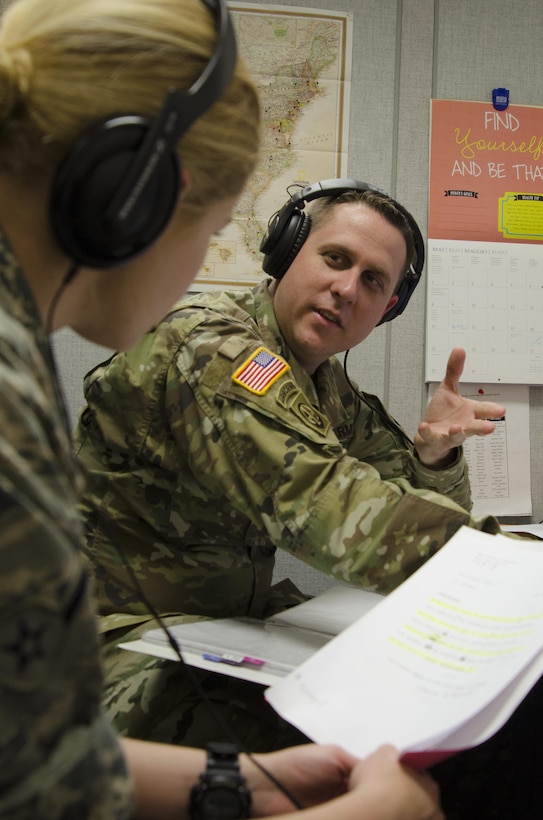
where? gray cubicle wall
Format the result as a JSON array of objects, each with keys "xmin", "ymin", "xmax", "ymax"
[{"xmin": 51, "ymin": 0, "xmax": 543, "ymax": 525}]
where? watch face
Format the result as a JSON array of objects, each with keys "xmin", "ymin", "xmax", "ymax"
[
  {"xmin": 190, "ymin": 744, "xmax": 252, "ymax": 820},
  {"xmin": 201, "ymin": 785, "xmax": 245, "ymax": 817}
]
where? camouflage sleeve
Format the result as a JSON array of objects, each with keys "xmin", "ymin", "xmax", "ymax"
[
  {"xmin": 408, "ymin": 447, "xmax": 472, "ymax": 510},
  {"xmin": 170, "ymin": 328, "xmax": 501, "ymax": 595},
  {"xmin": 347, "ymin": 388, "xmax": 473, "ymax": 512},
  {"xmin": 0, "ymin": 504, "xmax": 133, "ymax": 820},
  {"xmin": 0, "ymin": 362, "xmax": 133, "ymax": 818}
]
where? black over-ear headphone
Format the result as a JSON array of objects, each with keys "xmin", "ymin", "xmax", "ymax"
[
  {"xmin": 260, "ymin": 178, "xmax": 425, "ymax": 324},
  {"xmin": 50, "ymin": 0, "xmax": 237, "ymax": 269}
]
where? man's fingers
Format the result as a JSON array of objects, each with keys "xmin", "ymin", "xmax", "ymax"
[
  {"xmin": 463, "ymin": 419, "xmax": 498, "ymax": 437},
  {"xmin": 443, "ymin": 347, "xmax": 466, "ymax": 387},
  {"xmin": 473, "ymin": 401, "xmax": 505, "ymax": 420}
]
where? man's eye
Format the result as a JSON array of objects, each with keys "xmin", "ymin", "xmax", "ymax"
[
  {"xmin": 363, "ymin": 271, "xmax": 383, "ymax": 289},
  {"xmin": 324, "ymin": 251, "xmax": 346, "ymax": 266}
]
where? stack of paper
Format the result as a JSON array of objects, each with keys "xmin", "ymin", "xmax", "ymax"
[{"xmin": 266, "ymin": 526, "xmax": 543, "ymax": 766}]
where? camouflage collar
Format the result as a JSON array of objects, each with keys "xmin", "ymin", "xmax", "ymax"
[
  {"xmin": 0, "ymin": 225, "xmax": 72, "ymax": 435},
  {"xmin": 252, "ymin": 278, "xmax": 286, "ymax": 354},
  {"xmin": 0, "ymin": 226, "xmax": 44, "ymax": 339}
]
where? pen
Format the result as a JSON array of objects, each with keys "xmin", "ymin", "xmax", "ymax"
[
  {"xmin": 201, "ymin": 652, "xmax": 266, "ymax": 667},
  {"xmin": 242, "ymin": 656, "xmax": 266, "ymax": 666},
  {"xmin": 221, "ymin": 653, "xmax": 245, "ymax": 666}
]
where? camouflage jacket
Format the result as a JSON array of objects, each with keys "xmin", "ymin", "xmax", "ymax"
[
  {"xmin": 0, "ymin": 231, "xmax": 132, "ymax": 818},
  {"xmin": 75, "ymin": 279, "xmax": 502, "ymax": 633}
]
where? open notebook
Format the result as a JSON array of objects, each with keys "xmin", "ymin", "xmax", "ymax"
[{"xmin": 119, "ymin": 584, "xmax": 383, "ymax": 686}]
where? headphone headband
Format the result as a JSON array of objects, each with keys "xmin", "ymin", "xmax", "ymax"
[
  {"xmin": 105, "ymin": 0, "xmax": 236, "ymax": 229},
  {"xmin": 52, "ymin": 0, "xmax": 237, "ymax": 269},
  {"xmin": 260, "ymin": 178, "xmax": 425, "ymax": 324}
]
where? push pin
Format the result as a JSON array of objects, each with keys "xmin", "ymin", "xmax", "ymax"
[{"xmin": 492, "ymin": 88, "xmax": 509, "ymax": 111}]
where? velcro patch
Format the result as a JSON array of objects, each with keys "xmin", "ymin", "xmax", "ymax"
[{"xmin": 232, "ymin": 346, "xmax": 290, "ymax": 395}]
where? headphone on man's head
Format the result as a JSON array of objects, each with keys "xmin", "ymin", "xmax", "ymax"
[
  {"xmin": 50, "ymin": 0, "xmax": 236, "ymax": 270},
  {"xmin": 260, "ymin": 178, "xmax": 425, "ymax": 324}
]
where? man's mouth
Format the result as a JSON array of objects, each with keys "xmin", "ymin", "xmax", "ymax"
[{"xmin": 315, "ymin": 308, "xmax": 342, "ymax": 327}]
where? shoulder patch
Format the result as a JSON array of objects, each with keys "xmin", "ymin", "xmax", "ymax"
[
  {"xmin": 232, "ymin": 346, "xmax": 290, "ymax": 395},
  {"xmin": 290, "ymin": 394, "xmax": 331, "ymax": 436},
  {"xmin": 276, "ymin": 379, "xmax": 300, "ymax": 409}
]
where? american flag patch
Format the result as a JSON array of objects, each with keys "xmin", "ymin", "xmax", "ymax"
[{"xmin": 232, "ymin": 346, "xmax": 290, "ymax": 395}]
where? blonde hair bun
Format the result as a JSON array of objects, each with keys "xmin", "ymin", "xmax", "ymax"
[{"xmin": 0, "ymin": 44, "xmax": 32, "ymax": 118}]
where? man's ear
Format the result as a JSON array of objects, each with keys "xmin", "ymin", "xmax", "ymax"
[{"xmin": 380, "ymin": 293, "xmax": 399, "ymax": 321}]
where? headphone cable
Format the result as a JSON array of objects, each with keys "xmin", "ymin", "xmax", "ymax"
[
  {"xmin": 343, "ymin": 349, "xmax": 415, "ymax": 446},
  {"xmin": 45, "ymin": 261, "xmax": 80, "ymax": 337}
]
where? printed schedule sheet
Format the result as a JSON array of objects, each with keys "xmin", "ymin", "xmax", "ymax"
[{"xmin": 427, "ymin": 382, "xmax": 531, "ymax": 517}]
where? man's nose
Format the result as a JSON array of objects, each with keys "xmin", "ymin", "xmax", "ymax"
[{"xmin": 331, "ymin": 268, "xmax": 359, "ymax": 302}]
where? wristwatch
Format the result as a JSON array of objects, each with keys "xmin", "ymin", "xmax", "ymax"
[{"xmin": 189, "ymin": 741, "xmax": 252, "ymax": 819}]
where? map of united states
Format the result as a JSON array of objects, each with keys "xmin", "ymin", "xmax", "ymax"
[{"xmin": 196, "ymin": 5, "xmax": 352, "ymax": 287}]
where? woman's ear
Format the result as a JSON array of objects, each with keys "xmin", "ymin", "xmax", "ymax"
[{"xmin": 180, "ymin": 167, "xmax": 192, "ymax": 197}]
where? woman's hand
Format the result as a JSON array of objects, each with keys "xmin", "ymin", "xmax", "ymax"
[{"xmin": 244, "ymin": 742, "xmax": 356, "ymax": 815}]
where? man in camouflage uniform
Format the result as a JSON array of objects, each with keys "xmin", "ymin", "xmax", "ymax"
[{"xmin": 74, "ymin": 186, "xmax": 513, "ymax": 757}]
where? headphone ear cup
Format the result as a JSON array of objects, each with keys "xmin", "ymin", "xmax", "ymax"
[
  {"xmin": 51, "ymin": 117, "xmax": 180, "ymax": 269},
  {"xmin": 262, "ymin": 211, "xmax": 311, "ymax": 280}
]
